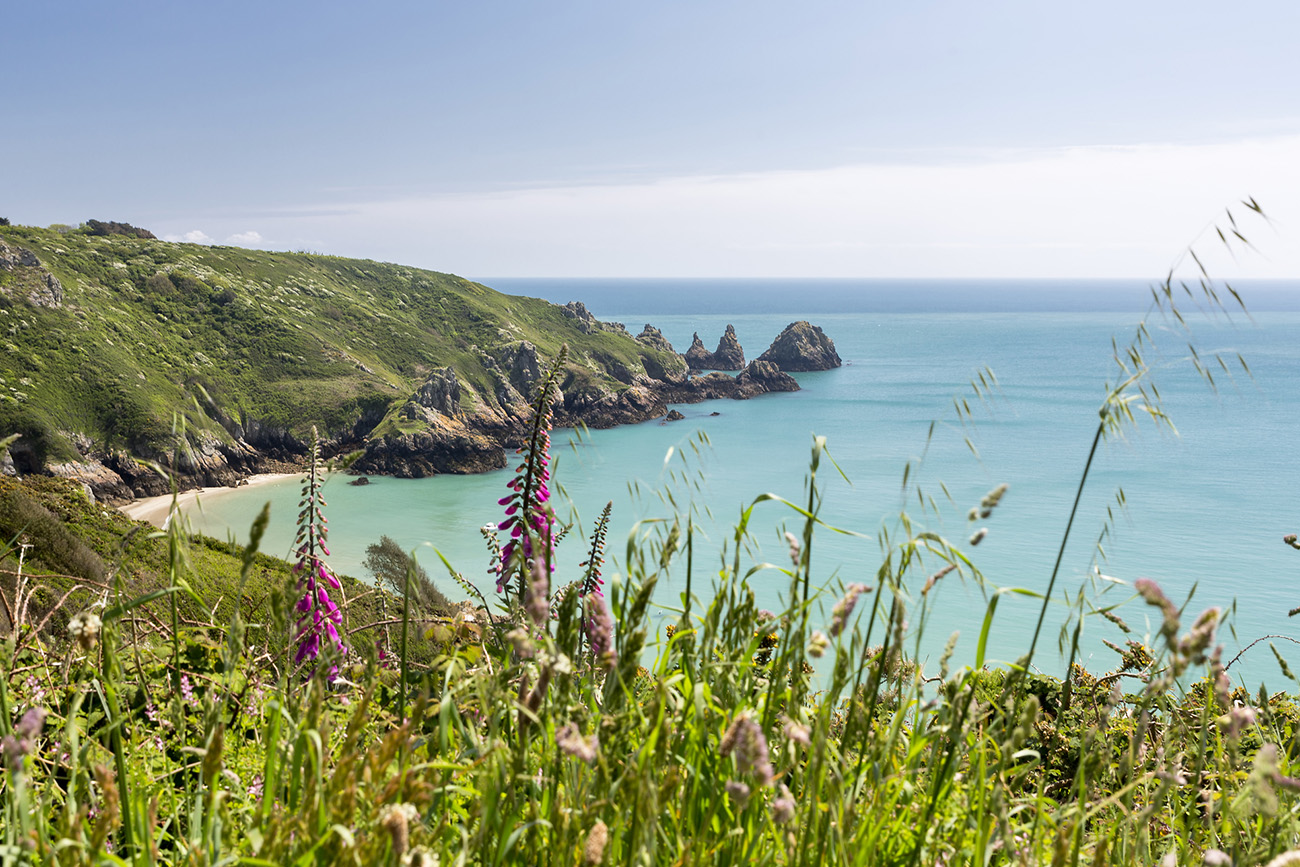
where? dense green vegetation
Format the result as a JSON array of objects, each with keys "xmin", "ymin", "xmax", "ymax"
[
  {"xmin": 0, "ymin": 223, "xmax": 679, "ymax": 472},
  {"xmin": 5, "ymin": 203, "xmax": 1300, "ymax": 865}
]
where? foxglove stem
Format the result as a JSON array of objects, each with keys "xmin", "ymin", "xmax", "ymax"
[
  {"xmin": 494, "ymin": 346, "xmax": 568, "ymax": 603},
  {"xmin": 292, "ymin": 427, "xmax": 346, "ymax": 674}
]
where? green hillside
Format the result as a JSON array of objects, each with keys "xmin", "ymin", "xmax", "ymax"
[{"xmin": 0, "ymin": 222, "xmax": 685, "ymax": 494}]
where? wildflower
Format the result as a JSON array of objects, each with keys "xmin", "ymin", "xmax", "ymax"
[
  {"xmin": 505, "ymin": 628, "xmax": 535, "ymax": 660},
  {"xmin": 922, "ymin": 563, "xmax": 956, "ymax": 596},
  {"xmin": 784, "ymin": 531, "xmax": 801, "ymax": 566},
  {"xmin": 1134, "ymin": 578, "xmax": 1179, "ymax": 641},
  {"xmin": 407, "ymin": 848, "xmax": 437, "ymax": 867},
  {"xmin": 292, "ymin": 429, "xmax": 346, "ymax": 673},
  {"xmin": 720, "ymin": 712, "xmax": 775, "ymax": 786},
  {"xmin": 771, "ymin": 784, "xmax": 796, "ymax": 824},
  {"xmin": 1, "ymin": 707, "xmax": 45, "ymax": 773},
  {"xmin": 1177, "ymin": 607, "xmax": 1220, "ymax": 665},
  {"xmin": 830, "ymin": 583, "xmax": 870, "ymax": 637},
  {"xmin": 381, "ymin": 802, "xmax": 420, "ymax": 861},
  {"xmin": 495, "ymin": 348, "xmax": 566, "ymax": 598},
  {"xmin": 808, "ymin": 630, "xmax": 829, "ymax": 658},
  {"xmin": 1203, "ymin": 849, "xmax": 1232, "ymax": 866},
  {"xmin": 584, "ymin": 592, "xmax": 616, "ymax": 668},
  {"xmin": 1219, "ymin": 705, "xmax": 1257, "ymax": 741},
  {"xmin": 583, "ymin": 820, "xmax": 609, "ymax": 865},
  {"xmin": 525, "ymin": 557, "xmax": 550, "ymax": 627},
  {"xmin": 555, "ymin": 722, "xmax": 599, "ymax": 763},
  {"xmin": 977, "ymin": 483, "xmax": 1009, "ymax": 518},
  {"xmin": 67, "ymin": 611, "xmax": 102, "ymax": 651},
  {"xmin": 725, "ymin": 780, "xmax": 752, "ymax": 807},
  {"xmin": 574, "ymin": 501, "xmax": 614, "ymax": 598},
  {"xmin": 180, "ymin": 674, "xmax": 196, "ymax": 707},
  {"xmin": 782, "ymin": 715, "xmax": 811, "ymax": 747}
]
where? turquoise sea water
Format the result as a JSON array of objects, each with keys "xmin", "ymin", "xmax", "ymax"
[{"xmin": 180, "ymin": 281, "xmax": 1300, "ymax": 687}]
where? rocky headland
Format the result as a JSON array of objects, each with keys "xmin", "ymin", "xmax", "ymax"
[{"xmin": 0, "ymin": 222, "xmax": 842, "ymax": 502}]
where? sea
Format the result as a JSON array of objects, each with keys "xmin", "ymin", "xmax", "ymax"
[{"xmin": 176, "ymin": 278, "xmax": 1300, "ymax": 689}]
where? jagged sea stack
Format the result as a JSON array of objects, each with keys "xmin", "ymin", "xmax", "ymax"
[
  {"xmin": 710, "ymin": 324, "xmax": 745, "ymax": 370},
  {"xmin": 683, "ymin": 324, "xmax": 745, "ymax": 371},
  {"xmin": 757, "ymin": 321, "xmax": 842, "ymax": 371}
]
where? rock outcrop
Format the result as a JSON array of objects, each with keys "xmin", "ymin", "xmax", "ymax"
[
  {"xmin": 684, "ymin": 325, "xmax": 745, "ymax": 371},
  {"xmin": 758, "ymin": 321, "xmax": 842, "ymax": 371},
  {"xmin": 0, "ymin": 238, "xmax": 64, "ymax": 308},
  {"xmin": 684, "ymin": 333, "xmax": 712, "ymax": 369},
  {"xmin": 560, "ymin": 301, "xmax": 629, "ymax": 336},
  {"xmin": 635, "ymin": 324, "xmax": 676, "ymax": 354},
  {"xmin": 711, "ymin": 324, "xmax": 745, "ymax": 370}
]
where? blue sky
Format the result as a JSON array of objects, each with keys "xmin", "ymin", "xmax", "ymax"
[{"xmin": 5, "ymin": 1, "xmax": 1298, "ymax": 277}]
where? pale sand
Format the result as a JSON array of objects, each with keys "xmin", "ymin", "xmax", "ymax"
[{"xmin": 117, "ymin": 472, "xmax": 301, "ymax": 528}]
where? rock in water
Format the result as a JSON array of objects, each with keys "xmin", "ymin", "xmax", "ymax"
[
  {"xmin": 665, "ymin": 409, "xmax": 686, "ymax": 421},
  {"xmin": 684, "ymin": 324, "xmax": 745, "ymax": 371},
  {"xmin": 684, "ymin": 333, "xmax": 712, "ymax": 369},
  {"xmin": 711, "ymin": 324, "xmax": 745, "ymax": 370},
  {"xmin": 758, "ymin": 321, "xmax": 842, "ymax": 371}
]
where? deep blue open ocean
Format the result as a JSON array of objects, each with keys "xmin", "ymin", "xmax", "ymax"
[{"xmin": 180, "ymin": 279, "xmax": 1300, "ymax": 688}]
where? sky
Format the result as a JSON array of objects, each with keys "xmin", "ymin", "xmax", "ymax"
[{"xmin": 4, "ymin": 1, "xmax": 1299, "ymax": 279}]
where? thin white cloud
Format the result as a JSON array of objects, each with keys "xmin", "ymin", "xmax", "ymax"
[
  {"xmin": 225, "ymin": 231, "xmax": 263, "ymax": 246},
  {"xmin": 162, "ymin": 229, "xmax": 216, "ymax": 245},
  {"xmin": 181, "ymin": 135, "xmax": 1300, "ymax": 278}
]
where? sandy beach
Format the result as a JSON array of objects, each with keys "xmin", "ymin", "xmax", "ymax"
[{"xmin": 117, "ymin": 473, "xmax": 301, "ymax": 528}]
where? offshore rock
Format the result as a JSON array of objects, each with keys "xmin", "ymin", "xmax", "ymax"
[
  {"xmin": 758, "ymin": 321, "xmax": 842, "ymax": 371},
  {"xmin": 684, "ymin": 333, "xmax": 712, "ymax": 369},
  {"xmin": 684, "ymin": 325, "xmax": 745, "ymax": 371},
  {"xmin": 665, "ymin": 409, "xmax": 686, "ymax": 421},
  {"xmin": 734, "ymin": 360, "xmax": 798, "ymax": 396},
  {"xmin": 711, "ymin": 324, "xmax": 745, "ymax": 370}
]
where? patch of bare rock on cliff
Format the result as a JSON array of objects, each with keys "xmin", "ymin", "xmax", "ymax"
[
  {"xmin": 0, "ymin": 238, "xmax": 64, "ymax": 308},
  {"xmin": 758, "ymin": 321, "xmax": 842, "ymax": 371},
  {"xmin": 353, "ymin": 366, "xmax": 508, "ymax": 477}
]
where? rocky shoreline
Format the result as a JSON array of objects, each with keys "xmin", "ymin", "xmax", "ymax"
[{"xmin": 36, "ymin": 317, "xmax": 841, "ymax": 505}]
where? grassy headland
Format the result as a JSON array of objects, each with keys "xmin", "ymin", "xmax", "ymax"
[{"xmin": 0, "ymin": 222, "xmax": 712, "ymax": 499}]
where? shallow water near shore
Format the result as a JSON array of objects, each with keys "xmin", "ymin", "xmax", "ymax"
[{"xmin": 174, "ymin": 283, "xmax": 1300, "ymax": 687}]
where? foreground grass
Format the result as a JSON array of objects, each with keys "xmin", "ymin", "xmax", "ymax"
[{"xmin": 3, "ymin": 442, "xmax": 1300, "ymax": 867}]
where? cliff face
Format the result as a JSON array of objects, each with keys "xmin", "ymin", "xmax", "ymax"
[{"xmin": 0, "ymin": 224, "xmax": 824, "ymax": 498}]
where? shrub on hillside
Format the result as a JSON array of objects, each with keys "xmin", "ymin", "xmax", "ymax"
[
  {"xmin": 364, "ymin": 535, "xmax": 451, "ymax": 614},
  {"xmin": 84, "ymin": 219, "xmax": 156, "ymax": 239},
  {"xmin": 0, "ymin": 480, "xmax": 107, "ymax": 590}
]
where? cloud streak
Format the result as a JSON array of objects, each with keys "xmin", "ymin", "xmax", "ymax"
[{"xmin": 165, "ymin": 135, "xmax": 1300, "ymax": 278}]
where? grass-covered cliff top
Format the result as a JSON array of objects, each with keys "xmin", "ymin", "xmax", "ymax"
[{"xmin": 0, "ymin": 222, "xmax": 678, "ymax": 470}]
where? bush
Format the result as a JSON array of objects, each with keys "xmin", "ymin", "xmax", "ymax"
[
  {"xmin": 84, "ymin": 219, "xmax": 156, "ymax": 240},
  {"xmin": 363, "ymin": 534, "xmax": 451, "ymax": 614},
  {"xmin": 0, "ymin": 481, "xmax": 106, "ymax": 584}
]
